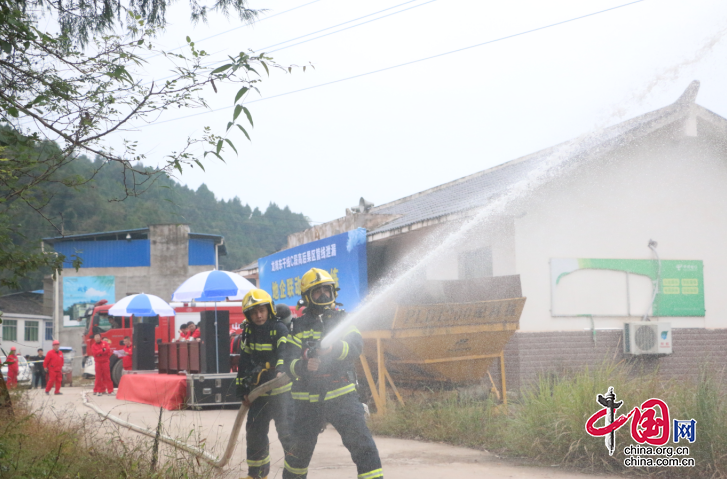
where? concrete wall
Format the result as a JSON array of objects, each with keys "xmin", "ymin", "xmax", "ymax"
[
  {"xmin": 422, "ymin": 216, "xmax": 517, "ymax": 281},
  {"xmin": 287, "ymin": 211, "xmax": 401, "ymax": 249}
]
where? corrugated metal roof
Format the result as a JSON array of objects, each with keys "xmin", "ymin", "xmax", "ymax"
[
  {"xmin": 234, "ymin": 260, "xmax": 258, "ymax": 273},
  {"xmin": 368, "ymin": 81, "xmax": 708, "ymax": 235},
  {"xmin": 43, "ymin": 227, "xmax": 149, "ymax": 243},
  {"xmin": 43, "ymin": 227, "xmax": 226, "ymax": 255}
]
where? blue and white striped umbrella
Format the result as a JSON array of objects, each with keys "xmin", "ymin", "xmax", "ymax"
[
  {"xmin": 108, "ymin": 293, "xmax": 176, "ymax": 317},
  {"xmin": 172, "ymin": 270, "xmax": 255, "ymax": 302}
]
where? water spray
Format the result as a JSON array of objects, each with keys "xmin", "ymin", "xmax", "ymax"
[
  {"xmin": 322, "ymin": 130, "xmax": 620, "ymax": 349},
  {"xmin": 321, "ymin": 83, "xmax": 698, "ymax": 348}
]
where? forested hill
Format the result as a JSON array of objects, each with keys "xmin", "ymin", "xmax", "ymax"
[{"xmin": 10, "ymin": 152, "xmax": 310, "ymax": 292}]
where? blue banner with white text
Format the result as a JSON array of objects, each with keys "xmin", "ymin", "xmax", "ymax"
[{"xmin": 258, "ymin": 228, "xmax": 368, "ymax": 311}]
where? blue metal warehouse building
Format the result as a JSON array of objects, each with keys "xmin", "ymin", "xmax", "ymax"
[{"xmin": 41, "ymin": 224, "xmax": 226, "ymax": 364}]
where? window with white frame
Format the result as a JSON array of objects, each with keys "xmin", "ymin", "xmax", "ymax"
[
  {"xmin": 2, "ymin": 319, "xmax": 17, "ymax": 341},
  {"xmin": 25, "ymin": 321, "xmax": 39, "ymax": 342}
]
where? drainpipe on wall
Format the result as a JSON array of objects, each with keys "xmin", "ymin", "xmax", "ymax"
[
  {"xmin": 215, "ymin": 241, "xmax": 220, "ymax": 270},
  {"xmin": 43, "ymin": 240, "xmax": 61, "ymax": 340},
  {"xmin": 642, "ymin": 240, "xmax": 661, "ymax": 322},
  {"xmin": 54, "ymin": 268, "xmax": 60, "ymax": 340}
]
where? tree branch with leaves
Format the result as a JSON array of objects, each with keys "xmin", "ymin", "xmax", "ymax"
[{"xmin": 0, "ymin": 0, "xmax": 308, "ymax": 290}]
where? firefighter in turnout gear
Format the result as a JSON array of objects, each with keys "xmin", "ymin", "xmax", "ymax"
[
  {"xmin": 236, "ymin": 288, "xmax": 294, "ymax": 479},
  {"xmin": 283, "ymin": 268, "xmax": 383, "ymax": 479}
]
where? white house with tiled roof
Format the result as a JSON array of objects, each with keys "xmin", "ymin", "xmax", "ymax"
[{"xmin": 282, "ymin": 80, "xmax": 727, "ymax": 391}]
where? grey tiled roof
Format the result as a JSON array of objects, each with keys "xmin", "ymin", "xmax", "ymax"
[
  {"xmin": 0, "ymin": 292, "xmax": 44, "ymax": 316},
  {"xmin": 368, "ymin": 81, "xmax": 706, "ymax": 235}
]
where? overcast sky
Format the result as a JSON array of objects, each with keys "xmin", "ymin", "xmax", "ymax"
[{"xmin": 118, "ymin": 0, "xmax": 727, "ymax": 224}]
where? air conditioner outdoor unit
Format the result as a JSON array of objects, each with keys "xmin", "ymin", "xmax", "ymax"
[{"xmin": 624, "ymin": 322, "xmax": 672, "ymax": 355}]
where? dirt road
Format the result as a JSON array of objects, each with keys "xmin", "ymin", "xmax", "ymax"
[{"xmin": 29, "ymin": 387, "xmax": 620, "ymax": 479}]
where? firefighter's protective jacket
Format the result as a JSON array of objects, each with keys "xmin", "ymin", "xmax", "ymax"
[
  {"xmin": 286, "ymin": 308, "xmax": 362, "ymax": 402},
  {"xmin": 236, "ymin": 319, "xmax": 291, "ymax": 396}
]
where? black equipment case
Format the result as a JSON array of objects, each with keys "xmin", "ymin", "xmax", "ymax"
[{"xmin": 186, "ymin": 373, "xmax": 241, "ymax": 408}]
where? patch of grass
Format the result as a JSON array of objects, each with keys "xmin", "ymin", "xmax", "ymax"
[
  {"xmin": 370, "ymin": 362, "xmax": 727, "ymax": 478},
  {"xmin": 370, "ymin": 390, "xmax": 507, "ymax": 450},
  {"xmin": 667, "ymin": 366, "xmax": 727, "ymax": 478},
  {"xmin": 0, "ymin": 390, "xmax": 214, "ymax": 478}
]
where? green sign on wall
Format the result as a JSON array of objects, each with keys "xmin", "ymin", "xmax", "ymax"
[{"xmin": 552, "ymin": 258, "xmax": 705, "ymax": 317}]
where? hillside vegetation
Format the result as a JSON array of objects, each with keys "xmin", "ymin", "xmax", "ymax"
[{"xmin": 5, "ymin": 142, "xmax": 309, "ymax": 292}]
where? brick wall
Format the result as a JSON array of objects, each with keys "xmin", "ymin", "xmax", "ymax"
[{"xmin": 488, "ymin": 328, "xmax": 727, "ymax": 398}]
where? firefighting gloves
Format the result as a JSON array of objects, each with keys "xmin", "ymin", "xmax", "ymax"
[{"xmin": 236, "ymin": 377, "xmax": 251, "ymax": 400}]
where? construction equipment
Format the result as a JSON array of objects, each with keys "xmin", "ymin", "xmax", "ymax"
[{"xmin": 357, "ymin": 275, "xmax": 526, "ymax": 414}]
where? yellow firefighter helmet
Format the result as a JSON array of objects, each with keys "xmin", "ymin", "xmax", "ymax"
[
  {"xmin": 301, "ymin": 267, "xmax": 338, "ymax": 308},
  {"xmin": 242, "ymin": 288, "xmax": 275, "ymax": 321}
]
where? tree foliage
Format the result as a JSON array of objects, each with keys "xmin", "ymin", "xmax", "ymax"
[
  {"xmin": 0, "ymin": 0, "xmax": 305, "ymax": 289},
  {"xmin": 14, "ymin": 0, "xmax": 259, "ymax": 46}
]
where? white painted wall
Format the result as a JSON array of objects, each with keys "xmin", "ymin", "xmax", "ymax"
[
  {"xmin": 513, "ymin": 127, "xmax": 727, "ymax": 332},
  {"xmin": 424, "ymin": 217, "xmax": 517, "ymax": 280}
]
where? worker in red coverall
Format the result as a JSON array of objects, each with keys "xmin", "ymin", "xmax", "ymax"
[
  {"xmin": 91, "ymin": 334, "xmax": 114, "ymax": 396},
  {"xmin": 44, "ymin": 340, "xmax": 64, "ymax": 395},
  {"xmin": 122, "ymin": 336, "xmax": 133, "ymax": 371},
  {"xmin": 5, "ymin": 346, "xmax": 19, "ymax": 388},
  {"xmin": 178, "ymin": 323, "xmax": 190, "ymax": 340},
  {"xmin": 188, "ymin": 321, "xmax": 201, "ymax": 341}
]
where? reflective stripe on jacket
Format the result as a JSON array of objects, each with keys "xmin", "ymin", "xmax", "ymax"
[
  {"xmin": 237, "ymin": 319, "xmax": 290, "ymax": 396},
  {"xmin": 285, "ymin": 308, "xmax": 362, "ymax": 401}
]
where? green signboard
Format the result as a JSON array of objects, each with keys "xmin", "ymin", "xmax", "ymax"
[{"xmin": 552, "ymin": 258, "xmax": 704, "ymax": 317}]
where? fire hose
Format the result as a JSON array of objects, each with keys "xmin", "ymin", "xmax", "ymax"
[{"xmin": 81, "ymin": 373, "xmax": 291, "ymax": 468}]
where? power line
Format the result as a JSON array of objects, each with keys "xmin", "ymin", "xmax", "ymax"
[
  {"xmin": 259, "ymin": 0, "xmax": 432, "ymax": 53},
  {"xmin": 266, "ymin": 0, "xmax": 438, "ymax": 54},
  {"xmin": 145, "ymin": 0, "xmax": 324, "ymax": 59},
  {"xmin": 16, "ymin": 0, "xmax": 328, "ymax": 129},
  {"xmin": 14, "ymin": 0, "xmax": 437, "ymax": 134},
  {"xmin": 144, "ymin": 0, "xmax": 646, "ymax": 128},
  {"xmin": 144, "ymin": 0, "xmax": 437, "ymax": 86}
]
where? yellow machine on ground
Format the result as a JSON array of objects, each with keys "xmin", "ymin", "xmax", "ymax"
[{"xmin": 357, "ymin": 276, "xmax": 526, "ymax": 414}]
